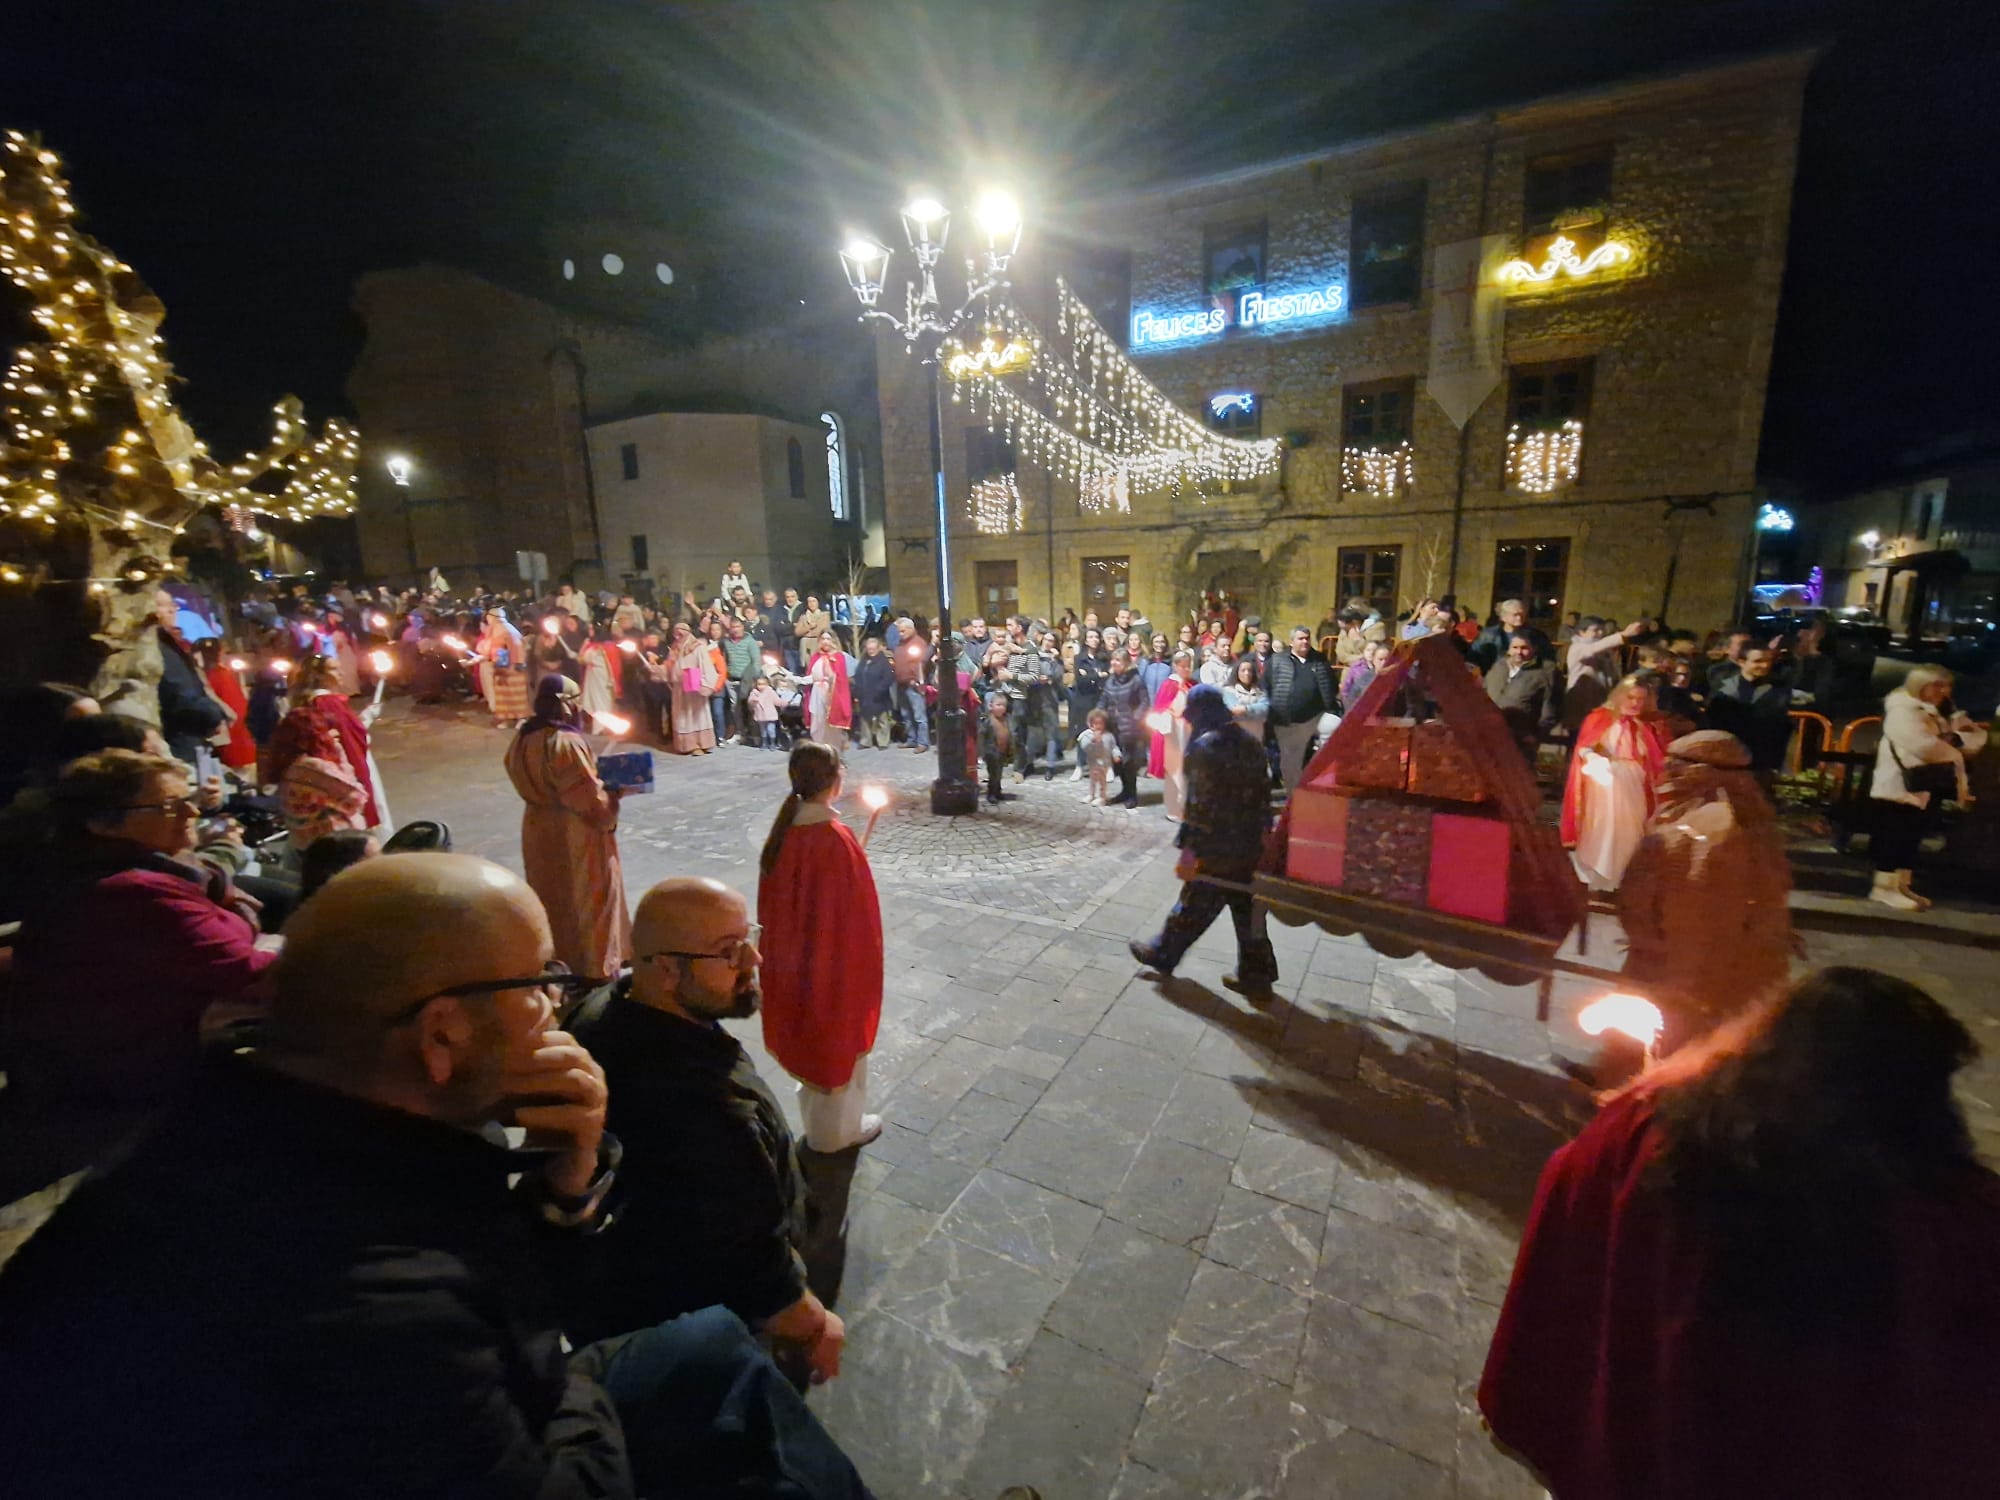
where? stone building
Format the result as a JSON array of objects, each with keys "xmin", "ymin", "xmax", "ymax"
[
  {"xmin": 346, "ymin": 264, "xmax": 881, "ymax": 592},
  {"xmin": 870, "ymin": 50, "xmax": 1813, "ymax": 635}
]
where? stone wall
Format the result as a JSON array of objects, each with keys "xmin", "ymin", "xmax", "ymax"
[{"xmin": 874, "ymin": 51, "xmax": 1811, "ymax": 635}]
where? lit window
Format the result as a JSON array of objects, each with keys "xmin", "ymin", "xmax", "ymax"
[
  {"xmin": 822, "ymin": 412, "xmax": 848, "ymax": 520},
  {"xmin": 1340, "ymin": 380, "xmax": 1416, "ymax": 498},
  {"xmin": 1504, "ymin": 361, "xmax": 1592, "ymax": 492}
]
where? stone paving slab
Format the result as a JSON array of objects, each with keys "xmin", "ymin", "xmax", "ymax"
[{"xmin": 342, "ymin": 701, "xmax": 2000, "ymax": 1498}]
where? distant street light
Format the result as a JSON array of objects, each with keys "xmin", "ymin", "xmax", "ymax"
[
  {"xmin": 836, "ymin": 188, "xmax": 1022, "ymax": 816},
  {"xmin": 386, "ymin": 454, "xmax": 413, "ymax": 487},
  {"xmin": 1858, "ymin": 529, "xmax": 1881, "ymax": 550}
]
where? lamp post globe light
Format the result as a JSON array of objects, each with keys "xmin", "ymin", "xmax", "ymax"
[{"xmin": 838, "ymin": 188, "xmax": 1021, "ymax": 815}]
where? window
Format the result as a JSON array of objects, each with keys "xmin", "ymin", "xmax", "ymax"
[
  {"xmin": 965, "ymin": 428, "xmax": 1017, "ymax": 483},
  {"xmin": 1491, "ymin": 539, "xmax": 1570, "ymax": 628},
  {"xmin": 630, "ymin": 534, "xmax": 649, "ymax": 573},
  {"xmin": 975, "ymin": 560, "xmax": 1020, "ymax": 616},
  {"xmin": 1205, "ymin": 392, "xmax": 1260, "ymax": 437},
  {"xmin": 1522, "ymin": 147, "xmax": 1614, "ymax": 254},
  {"xmin": 786, "ymin": 437, "xmax": 807, "ymax": 499},
  {"xmin": 1337, "ymin": 546, "xmax": 1402, "ymax": 620},
  {"xmin": 1081, "ymin": 557, "xmax": 1130, "ymax": 617},
  {"xmin": 1060, "ymin": 240, "xmax": 1133, "ymax": 349},
  {"xmin": 821, "ymin": 412, "xmax": 847, "ymax": 520},
  {"xmin": 1505, "ymin": 360, "xmax": 1593, "ymax": 491},
  {"xmin": 619, "ymin": 442, "xmax": 639, "ymax": 481},
  {"xmin": 1340, "ymin": 379, "xmax": 1416, "ymax": 498},
  {"xmin": 1203, "ymin": 219, "xmax": 1267, "ymax": 329},
  {"xmin": 1349, "ymin": 183, "xmax": 1426, "ymax": 309}
]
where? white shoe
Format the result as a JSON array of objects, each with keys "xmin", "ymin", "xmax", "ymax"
[
  {"xmin": 853, "ymin": 1114, "xmax": 884, "ymax": 1147},
  {"xmin": 1868, "ymin": 870, "xmax": 1919, "ymax": 911},
  {"xmin": 1069, "ymin": 767, "xmax": 1083, "ymax": 782},
  {"xmin": 1896, "ymin": 870, "xmax": 1934, "ymax": 910}
]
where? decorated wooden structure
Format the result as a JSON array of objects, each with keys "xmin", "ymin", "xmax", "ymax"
[{"xmin": 1256, "ymin": 633, "xmax": 1588, "ymax": 1014}]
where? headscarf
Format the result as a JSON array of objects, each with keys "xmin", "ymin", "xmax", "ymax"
[
  {"xmin": 520, "ymin": 673, "xmax": 581, "ymax": 737},
  {"xmin": 1183, "ymin": 683, "xmax": 1233, "ymax": 740}
]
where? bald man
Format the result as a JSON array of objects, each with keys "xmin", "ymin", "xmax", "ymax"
[
  {"xmin": 0, "ymin": 855, "xmax": 875, "ymax": 1500},
  {"xmin": 561, "ymin": 876, "xmax": 842, "ymax": 1385}
]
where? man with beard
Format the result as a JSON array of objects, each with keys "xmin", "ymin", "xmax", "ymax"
[{"xmin": 560, "ymin": 877, "xmax": 843, "ymax": 1389}]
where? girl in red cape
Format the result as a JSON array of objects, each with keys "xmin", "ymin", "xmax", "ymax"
[
  {"xmin": 756, "ymin": 740, "xmax": 886, "ymax": 1152},
  {"xmin": 804, "ymin": 630, "xmax": 853, "ymax": 750},
  {"xmin": 266, "ymin": 650, "xmax": 382, "ymax": 828},
  {"xmin": 1561, "ymin": 673, "xmax": 1667, "ymax": 891},
  {"xmin": 1147, "ymin": 650, "xmax": 1197, "ymax": 819},
  {"xmin": 1479, "ymin": 967, "xmax": 2000, "ymax": 1500},
  {"xmin": 200, "ymin": 642, "xmax": 258, "ymax": 771}
]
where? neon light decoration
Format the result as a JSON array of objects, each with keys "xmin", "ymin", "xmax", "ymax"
[
  {"xmin": 1497, "ymin": 235, "xmax": 1632, "ymax": 285},
  {"xmin": 1208, "ymin": 393, "xmax": 1256, "ymax": 419},
  {"xmin": 945, "ymin": 337, "xmax": 1034, "ymax": 380},
  {"xmin": 1756, "ymin": 503, "xmax": 1794, "ymax": 533},
  {"xmin": 1131, "ymin": 281, "xmax": 1347, "ymax": 349}
]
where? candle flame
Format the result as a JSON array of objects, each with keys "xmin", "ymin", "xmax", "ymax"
[
  {"xmin": 1578, "ymin": 993, "xmax": 1663, "ymax": 1048},
  {"xmin": 272, "ymin": 658, "xmax": 293, "ymax": 675},
  {"xmin": 860, "ymin": 784, "xmax": 889, "ymax": 811},
  {"xmin": 618, "ymin": 639, "xmax": 639, "ymax": 654},
  {"xmin": 443, "ymin": 635, "xmax": 468, "ymax": 652},
  {"xmin": 369, "ymin": 650, "xmax": 394, "ymax": 674},
  {"xmin": 541, "ymin": 618, "xmax": 560, "ymax": 635},
  {"xmin": 594, "ymin": 711, "xmax": 631, "ymax": 736},
  {"xmin": 369, "ymin": 612, "xmax": 388, "ymax": 630},
  {"xmin": 228, "ymin": 657, "xmax": 247, "ymax": 672}
]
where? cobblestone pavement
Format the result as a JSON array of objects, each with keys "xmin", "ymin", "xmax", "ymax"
[{"xmin": 346, "ymin": 703, "xmax": 2000, "ymax": 1496}]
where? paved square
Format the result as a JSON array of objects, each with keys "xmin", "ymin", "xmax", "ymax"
[{"xmin": 362, "ymin": 701, "xmax": 2000, "ymax": 1498}]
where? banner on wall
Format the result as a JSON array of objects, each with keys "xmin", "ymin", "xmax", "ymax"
[{"xmin": 1425, "ymin": 235, "xmax": 1509, "ymax": 429}]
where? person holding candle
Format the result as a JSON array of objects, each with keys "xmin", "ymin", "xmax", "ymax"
[
  {"xmin": 1562, "ymin": 673, "xmax": 1669, "ymax": 892},
  {"xmin": 503, "ymin": 675, "xmax": 630, "ymax": 978},
  {"xmin": 1481, "ymin": 966, "xmax": 2000, "ymax": 1499},
  {"xmin": 804, "ymin": 631, "xmax": 852, "ymax": 751},
  {"xmin": 755, "ymin": 742, "xmax": 884, "ymax": 1152},
  {"xmin": 267, "ymin": 650, "xmax": 385, "ymax": 834},
  {"xmin": 476, "ymin": 608, "xmax": 528, "ymax": 729}
]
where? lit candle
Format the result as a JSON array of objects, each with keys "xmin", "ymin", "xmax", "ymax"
[
  {"xmin": 541, "ymin": 617, "xmax": 560, "ymax": 636},
  {"xmin": 860, "ymin": 784, "xmax": 889, "ymax": 812},
  {"xmin": 271, "ymin": 658, "xmax": 293, "ymax": 676},
  {"xmin": 368, "ymin": 648, "xmax": 395, "ymax": 709},
  {"xmin": 368, "ymin": 611, "xmax": 388, "ymax": 631},
  {"xmin": 594, "ymin": 710, "xmax": 631, "ymax": 736},
  {"xmin": 1578, "ymin": 992, "xmax": 1664, "ymax": 1064},
  {"xmin": 442, "ymin": 634, "xmax": 468, "ymax": 653},
  {"xmin": 617, "ymin": 639, "xmax": 639, "ymax": 655},
  {"xmin": 227, "ymin": 657, "xmax": 247, "ymax": 673}
]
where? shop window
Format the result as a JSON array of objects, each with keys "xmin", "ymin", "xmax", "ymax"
[
  {"xmin": 1505, "ymin": 359, "xmax": 1593, "ymax": 492},
  {"xmin": 1205, "ymin": 391, "xmax": 1261, "ymax": 437},
  {"xmin": 1337, "ymin": 546, "xmax": 1402, "ymax": 620},
  {"xmin": 1522, "ymin": 147, "xmax": 1614, "ymax": 258},
  {"xmin": 619, "ymin": 442, "xmax": 639, "ymax": 481},
  {"xmin": 1203, "ymin": 218, "xmax": 1267, "ymax": 329},
  {"xmin": 1492, "ymin": 538, "xmax": 1571, "ymax": 627},
  {"xmin": 1340, "ymin": 379, "xmax": 1416, "ymax": 497},
  {"xmin": 1349, "ymin": 183, "xmax": 1426, "ymax": 309},
  {"xmin": 786, "ymin": 437, "xmax": 807, "ymax": 498}
]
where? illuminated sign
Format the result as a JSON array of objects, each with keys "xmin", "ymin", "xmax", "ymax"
[
  {"xmin": 1498, "ymin": 235, "xmax": 1632, "ymax": 285},
  {"xmin": 1208, "ymin": 392, "xmax": 1256, "ymax": 419},
  {"xmin": 945, "ymin": 337, "xmax": 1034, "ymax": 380},
  {"xmin": 1131, "ymin": 281, "xmax": 1346, "ymax": 349}
]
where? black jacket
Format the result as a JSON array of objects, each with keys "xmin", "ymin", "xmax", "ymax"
[
  {"xmin": 1707, "ymin": 670, "xmax": 1795, "ymax": 770},
  {"xmin": 853, "ymin": 652, "xmax": 898, "ymax": 716},
  {"xmin": 1097, "ymin": 669, "xmax": 1149, "ymax": 743},
  {"xmin": 0, "ymin": 1053, "xmax": 631, "ymax": 1499},
  {"xmin": 1265, "ymin": 649, "xmax": 1339, "ymax": 727},
  {"xmin": 155, "ymin": 627, "xmax": 225, "ymax": 762},
  {"xmin": 561, "ymin": 980, "xmax": 809, "ymax": 1343}
]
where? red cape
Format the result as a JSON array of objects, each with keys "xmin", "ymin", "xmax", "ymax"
[
  {"xmin": 804, "ymin": 652, "xmax": 852, "ymax": 734},
  {"xmin": 267, "ymin": 693, "xmax": 380, "ymax": 826},
  {"xmin": 756, "ymin": 818, "xmax": 882, "ymax": 1089},
  {"xmin": 1480, "ymin": 1089, "xmax": 2000, "ymax": 1499},
  {"xmin": 1146, "ymin": 675, "xmax": 1190, "ymax": 777},
  {"xmin": 1560, "ymin": 707, "xmax": 1667, "ymax": 845},
  {"xmin": 205, "ymin": 665, "xmax": 258, "ymax": 769}
]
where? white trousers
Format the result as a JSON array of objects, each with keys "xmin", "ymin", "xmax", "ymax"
[
  {"xmin": 1273, "ymin": 719, "xmax": 1320, "ymax": 791},
  {"xmin": 796, "ymin": 1052, "xmax": 870, "ymax": 1152}
]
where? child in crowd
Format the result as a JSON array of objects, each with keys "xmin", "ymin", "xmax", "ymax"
[
  {"xmin": 747, "ymin": 675, "xmax": 782, "ymax": 748},
  {"xmin": 1075, "ymin": 708, "xmax": 1122, "ymax": 806},
  {"xmin": 978, "ymin": 692, "xmax": 1014, "ymax": 804}
]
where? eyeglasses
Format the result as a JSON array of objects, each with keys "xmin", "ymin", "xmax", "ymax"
[
  {"xmin": 645, "ymin": 923, "xmax": 762, "ymax": 967},
  {"xmin": 120, "ymin": 796, "xmax": 202, "ymax": 818},
  {"xmin": 387, "ymin": 960, "xmax": 594, "ymax": 1024}
]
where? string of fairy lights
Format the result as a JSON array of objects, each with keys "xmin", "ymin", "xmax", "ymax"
[
  {"xmin": 0, "ymin": 129, "xmax": 359, "ymax": 571},
  {"xmin": 941, "ymin": 276, "xmax": 1284, "ymax": 528}
]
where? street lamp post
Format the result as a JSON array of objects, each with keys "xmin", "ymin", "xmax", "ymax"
[{"xmin": 839, "ymin": 190, "xmax": 1021, "ymax": 815}]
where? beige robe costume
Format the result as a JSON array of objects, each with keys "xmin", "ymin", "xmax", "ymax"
[{"xmin": 503, "ymin": 724, "xmax": 631, "ymax": 977}]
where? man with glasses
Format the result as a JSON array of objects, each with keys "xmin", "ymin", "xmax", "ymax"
[
  {"xmin": 559, "ymin": 876, "xmax": 846, "ymax": 1391},
  {"xmin": 0, "ymin": 853, "xmax": 875, "ymax": 1499}
]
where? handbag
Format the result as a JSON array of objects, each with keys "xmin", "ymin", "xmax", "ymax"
[
  {"xmin": 1888, "ymin": 739, "xmax": 1958, "ymax": 800},
  {"xmin": 679, "ymin": 664, "xmax": 703, "ymax": 694}
]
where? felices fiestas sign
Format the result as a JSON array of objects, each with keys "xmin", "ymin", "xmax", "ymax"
[{"xmin": 1131, "ymin": 282, "xmax": 1347, "ymax": 349}]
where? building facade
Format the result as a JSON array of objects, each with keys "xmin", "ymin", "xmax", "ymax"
[
  {"xmin": 586, "ymin": 410, "xmax": 853, "ymax": 607},
  {"xmin": 871, "ymin": 51, "xmax": 1812, "ymax": 635},
  {"xmin": 347, "ymin": 265, "xmax": 881, "ymax": 592}
]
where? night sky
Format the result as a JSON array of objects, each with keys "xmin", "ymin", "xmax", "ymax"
[{"xmin": 9, "ymin": 0, "xmax": 1996, "ymax": 492}]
